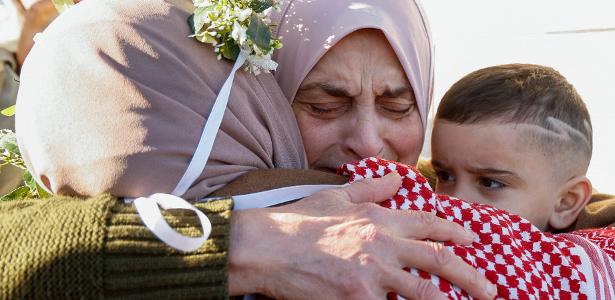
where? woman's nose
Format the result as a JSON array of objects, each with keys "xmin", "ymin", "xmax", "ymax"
[{"xmin": 344, "ymin": 112, "xmax": 384, "ymax": 159}]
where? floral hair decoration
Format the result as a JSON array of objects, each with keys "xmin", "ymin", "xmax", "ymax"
[{"xmin": 188, "ymin": 0, "xmax": 283, "ymax": 75}]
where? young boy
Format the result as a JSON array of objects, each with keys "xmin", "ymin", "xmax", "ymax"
[
  {"xmin": 430, "ymin": 63, "xmax": 593, "ymax": 232},
  {"xmin": 338, "ymin": 65, "xmax": 613, "ymax": 298}
]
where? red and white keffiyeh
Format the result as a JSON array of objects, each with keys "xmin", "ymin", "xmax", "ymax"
[{"xmin": 339, "ymin": 157, "xmax": 615, "ymax": 300}]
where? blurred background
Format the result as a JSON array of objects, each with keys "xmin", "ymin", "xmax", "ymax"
[{"xmin": 421, "ymin": 1, "xmax": 615, "ymax": 193}]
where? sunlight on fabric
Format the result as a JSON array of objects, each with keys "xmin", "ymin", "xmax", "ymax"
[{"xmin": 348, "ymin": 3, "xmax": 372, "ymax": 10}]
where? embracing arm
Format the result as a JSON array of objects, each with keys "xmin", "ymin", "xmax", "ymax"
[
  {"xmin": 0, "ymin": 194, "xmax": 232, "ymax": 299},
  {"xmin": 1, "ymin": 171, "xmax": 496, "ymax": 300},
  {"xmin": 226, "ymin": 173, "xmax": 497, "ymax": 300}
]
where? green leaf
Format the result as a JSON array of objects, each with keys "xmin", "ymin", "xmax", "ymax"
[
  {"xmin": 221, "ymin": 43, "xmax": 240, "ymax": 61},
  {"xmin": 250, "ymin": 0, "xmax": 275, "ymax": 13},
  {"xmin": 0, "ymin": 132, "xmax": 19, "ymax": 156},
  {"xmin": 0, "ymin": 186, "xmax": 31, "ymax": 202},
  {"xmin": 52, "ymin": 0, "xmax": 75, "ymax": 13},
  {"xmin": 1, "ymin": 105, "xmax": 15, "ymax": 117},
  {"xmin": 271, "ymin": 38, "xmax": 283, "ymax": 50},
  {"xmin": 23, "ymin": 171, "xmax": 36, "ymax": 192},
  {"xmin": 246, "ymin": 15, "xmax": 271, "ymax": 51},
  {"xmin": 192, "ymin": 6, "xmax": 216, "ymax": 34},
  {"xmin": 36, "ymin": 183, "xmax": 51, "ymax": 199},
  {"xmin": 187, "ymin": 14, "xmax": 196, "ymax": 35},
  {"xmin": 196, "ymin": 32, "xmax": 218, "ymax": 44}
]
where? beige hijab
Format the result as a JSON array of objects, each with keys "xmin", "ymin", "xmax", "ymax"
[
  {"xmin": 15, "ymin": 0, "xmax": 307, "ymax": 199},
  {"xmin": 272, "ymin": 0, "xmax": 434, "ymax": 129}
]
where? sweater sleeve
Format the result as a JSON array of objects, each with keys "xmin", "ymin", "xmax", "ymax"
[{"xmin": 0, "ymin": 194, "xmax": 232, "ymax": 299}]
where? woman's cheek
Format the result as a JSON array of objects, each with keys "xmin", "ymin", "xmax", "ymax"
[
  {"xmin": 388, "ymin": 114, "xmax": 424, "ymax": 164},
  {"xmin": 295, "ymin": 112, "xmax": 334, "ymax": 164}
]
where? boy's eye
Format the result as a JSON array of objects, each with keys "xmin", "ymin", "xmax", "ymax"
[
  {"xmin": 478, "ymin": 177, "xmax": 506, "ymax": 189},
  {"xmin": 436, "ymin": 171, "xmax": 455, "ymax": 183}
]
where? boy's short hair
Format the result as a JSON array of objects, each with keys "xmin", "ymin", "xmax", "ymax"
[{"xmin": 436, "ymin": 64, "xmax": 592, "ymax": 173}]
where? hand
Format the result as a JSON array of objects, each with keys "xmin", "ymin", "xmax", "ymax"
[{"xmin": 228, "ymin": 172, "xmax": 497, "ymax": 300}]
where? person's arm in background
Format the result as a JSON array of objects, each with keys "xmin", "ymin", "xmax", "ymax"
[{"xmin": 14, "ymin": 0, "xmax": 70, "ymax": 71}]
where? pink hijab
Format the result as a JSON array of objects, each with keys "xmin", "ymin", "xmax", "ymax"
[
  {"xmin": 15, "ymin": 0, "xmax": 306, "ymax": 199},
  {"xmin": 272, "ymin": 0, "xmax": 434, "ymax": 129}
]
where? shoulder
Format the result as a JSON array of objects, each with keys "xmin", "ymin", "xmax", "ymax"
[{"xmin": 209, "ymin": 169, "xmax": 348, "ymax": 197}]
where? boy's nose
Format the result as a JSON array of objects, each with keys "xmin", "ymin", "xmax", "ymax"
[{"xmin": 450, "ymin": 184, "xmax": 474, "ymax": 202}]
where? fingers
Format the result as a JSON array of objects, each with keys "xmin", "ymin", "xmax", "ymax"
[
  {"xmin": 397, "ymin": 239, "xmax": 497, "ymax": 300},
  {"xmin": 343, "ymin": 172, "xmax": 403, "ymax": 204},
  {"xmin": 389, "ymin": 210, "xmax": 475, "ymax": 245},
  {"xmin": 338, "ymin": 172, "xmax": 473, "ymax": 244},
  {"xmin": 347, "ymin": 200, "xmax": 474, "ymax": 245},
  {"xmin": 381, "ymin": 266, "xmax": 448, "ymax": 300}
]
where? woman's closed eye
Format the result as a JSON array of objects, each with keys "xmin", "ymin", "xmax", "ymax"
[
  {"xmin": 301, "ymin": 102, "xmax": 351, "ymax": 118},
  {"xmin": 378, "ymin": 99, "xmax": 415, "ymax": 118}
]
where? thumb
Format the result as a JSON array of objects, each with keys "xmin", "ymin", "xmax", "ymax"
[{"xmin": 344, "ymin": 171, "xmax": 402, "ymax": 204}]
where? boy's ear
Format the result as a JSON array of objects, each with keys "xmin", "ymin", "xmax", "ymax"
[{"xmin": 549, "ymin": 176, "xmax": 592, "ymax": 230}]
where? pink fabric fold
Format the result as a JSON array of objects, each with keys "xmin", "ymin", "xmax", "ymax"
[{"xmin": 271, "ymin": 0, "xmax": 434, "ymax": 129}]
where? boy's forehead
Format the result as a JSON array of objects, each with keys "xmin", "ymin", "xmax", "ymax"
[{"xmin": 432, "ymin": 120, "xmax": 554, "ymax": 176}]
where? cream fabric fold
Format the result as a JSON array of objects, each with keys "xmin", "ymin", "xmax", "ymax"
[{"xmin": 16, "ymin": 0, "xmax": 307, "ymax": 199}]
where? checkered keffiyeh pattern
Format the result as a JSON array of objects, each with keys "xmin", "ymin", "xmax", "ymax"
[{"xmin": 339, "ymin": 157, "xmax": 615, "ymax": 300}]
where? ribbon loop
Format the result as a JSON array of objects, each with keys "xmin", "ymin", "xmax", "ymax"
[{"xmin": 133, "ymin": 193, "xmax": 212, "ymax": 253}]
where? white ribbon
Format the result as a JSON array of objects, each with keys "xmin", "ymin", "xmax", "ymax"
[
  {"xmin": 133, "ymin": 193, "xmax": 212, "ymax": 252},
  {"xmin": 232, "ymin": 184, "xmax": 345, "ymax": 210},
  {"xmin": 133, "ymin": 53, "xmax": 246, "ymax": 252},
  {"xmin": 172, "ymin": 52, "xmax": 247, "ymax": 197}
]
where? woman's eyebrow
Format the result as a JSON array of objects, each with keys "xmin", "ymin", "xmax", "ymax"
[
  {"xmin": 382, "ymin": 85, "xmax": 414, "ymax": 98},
  {"xmin": 299, "ymin": 82, "xmax": 352, "ymax": 97}
]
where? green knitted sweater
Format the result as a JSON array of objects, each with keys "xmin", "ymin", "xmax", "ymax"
[{"xmin": 0, "ymin": 194, "xmax": 233, "ymax": 299}]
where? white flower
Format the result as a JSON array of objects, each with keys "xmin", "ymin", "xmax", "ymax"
[
  {"xmin": 234, "ymin": 8, "xmax": 252, "ymax": 22},
  {"xmin": 231, "ymin": 21, "xmax": 247, "ymax": 45},
  {"xmin": 246, "ymin": 53, "xmax": 278, "ymax": 74},
  {"xmin": 193, "ymin": 0, "xmax": 213, "ymax": 8},
  {"xmin": 262, "ymin": 7, "xmax": 273, "ymax": 17},
  {"xmin": 259, "ymin": 7, "xmax": 273, "ymax": 24},
  {"xmin": 190, "ymin": 0, "xmax": 282, "ymax": 75}
]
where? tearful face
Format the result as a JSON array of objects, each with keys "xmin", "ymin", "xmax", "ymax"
[{"xmin": 293, "ymin": 29, "xmax": 424, "ymax": 173}]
